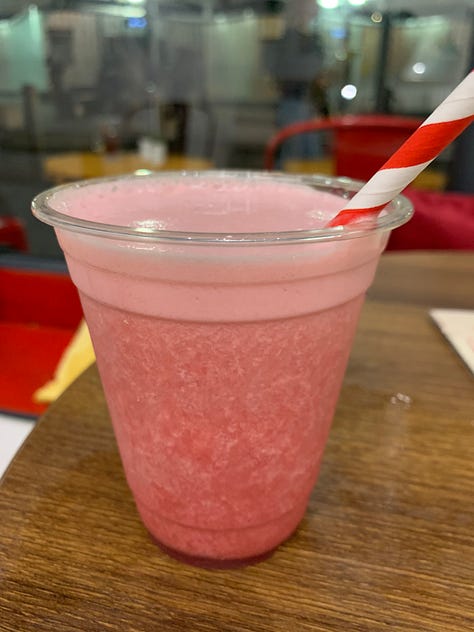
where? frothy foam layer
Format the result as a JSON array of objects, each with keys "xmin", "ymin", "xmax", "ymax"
[
  {"xmin": 52, "ymin": 174, "xmax": 344, "ymax": 233},
  {"xmin": 53, "ymin": 173, "xmax": 389, "ymax": 321}
]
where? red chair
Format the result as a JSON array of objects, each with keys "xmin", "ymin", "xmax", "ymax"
[
  {"xmin": 264, "ymin": 114, "xmax": 423, "ymax": 179},
  {"xmin": 0, "ymin": 216, "xmax": 28, "ymax": 252},
  {"xmin": 265, "ymin": 114, "xmax": 473, "ymax": 251},
  {"xmin": 387, "ymin": 188, "xmax": 474, "ymax": 251}
]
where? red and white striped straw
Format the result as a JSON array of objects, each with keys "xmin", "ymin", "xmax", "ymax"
[{"xmin": 330, "ymin": 71, "xmax": 474, "ymax": 227}]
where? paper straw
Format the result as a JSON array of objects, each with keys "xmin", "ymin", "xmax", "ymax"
[{"xmin": 330, "ymin": 71, "xmax": 474, "ymax": 227}]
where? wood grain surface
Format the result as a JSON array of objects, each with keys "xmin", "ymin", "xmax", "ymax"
[
  {"xmin": 0, "ymin": 253, "xmax": 473, "ymax": 631},
  {"xmin": 368, "ymin": 251, "xmax": 474, "ymax": 308}
]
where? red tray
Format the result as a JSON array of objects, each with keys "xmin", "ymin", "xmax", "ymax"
[{"xmin": 1, "ymin": 264, "xmax": 83, "ymax": 416}]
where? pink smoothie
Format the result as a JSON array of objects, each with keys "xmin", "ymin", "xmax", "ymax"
[{"xmin": 50, "ymin": 173, "xmax": 388, "ymax": 565}]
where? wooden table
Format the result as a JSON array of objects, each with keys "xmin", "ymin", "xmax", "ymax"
[
  {"xmin": 43, "ymin": 152, "xmax": 212, "ymax": 183},
  {"xmin": 1, "ymin": 253, "xmax": 473, "ymax": 631}
]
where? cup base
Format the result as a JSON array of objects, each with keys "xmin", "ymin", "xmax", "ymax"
[
  {"xmin": 150, "ymin": 534, "xmax": 278, "ymax": 569},
  {"xmin": 136, "ymin": 496, "xmax": 307, "ymax": 567}
]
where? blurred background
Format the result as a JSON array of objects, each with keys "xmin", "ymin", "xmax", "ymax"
[{"xmin": 0, "ymin": 0, "xmax": 473, "ymax": 258}]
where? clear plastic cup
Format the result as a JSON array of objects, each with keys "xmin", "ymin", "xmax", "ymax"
[{"xmin": 32, "ymin": 171, "xmax": 412, "ymax": 568}]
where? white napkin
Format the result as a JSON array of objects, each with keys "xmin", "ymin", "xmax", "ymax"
[{"xmin": 430, "ymin": 309, "xmax": 474, "ymax": 374}]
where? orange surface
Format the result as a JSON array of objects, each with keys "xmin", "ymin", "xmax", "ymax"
[
  {"xmin": 283, "ymin": 157, "xmax": 447, "ymax": 191},
  {"xmin": 43, "ymin": 152, "xmax": 212, "ymax": 183}
]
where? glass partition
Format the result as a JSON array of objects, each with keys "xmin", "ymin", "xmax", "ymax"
[{"xmin": 0, "ymin": 0, "xmax": 472, "ymax": 257}]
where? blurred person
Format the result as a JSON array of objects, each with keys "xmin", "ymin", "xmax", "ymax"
[
  {"xmin": 161, "ymin": 44, "xmax": 203, "ymax": 153},
  {"xmin": 268, "ymin": 0, "xmax": 326, "ymax": 166},
  {"xmin": 46, "ymin": 30, "xmax": 74, "ymax": 118}
]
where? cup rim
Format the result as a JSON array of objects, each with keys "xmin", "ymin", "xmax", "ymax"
[{"xmin": 32, "ymin": 170, "xmax": 414, "ymax": 246}]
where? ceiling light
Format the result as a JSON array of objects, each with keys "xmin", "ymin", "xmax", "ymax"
[
  {"xmin": 412, "ymin": 62, "xmax": 426, "ymax": 75},
  {"xmin": 341, "ymin": 84, "xmax": 357, "ymax": 100},
  {"xmin": 318, "ymin": 0, "xmax": 340, "ymax": 9}
]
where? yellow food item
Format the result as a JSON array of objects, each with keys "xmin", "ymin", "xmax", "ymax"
[{"xmin": 34, "ymin": 320, "xmax": 95, "ymax": 403}]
